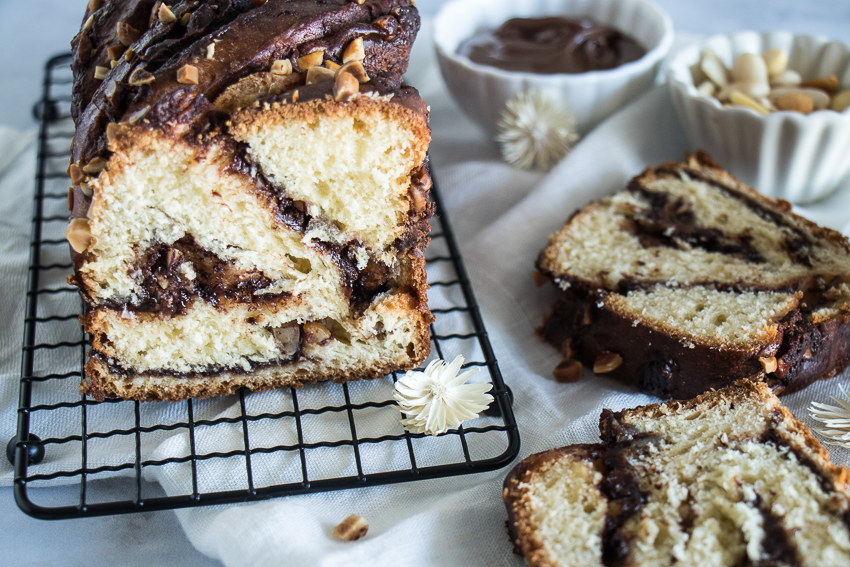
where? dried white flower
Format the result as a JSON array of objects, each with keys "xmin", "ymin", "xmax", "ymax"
[
  {"xmin": 808, "ymin": 384, "xmax": 850, "ymax": 448},
  {"xmin": 393, "ymin": 355, "xmax": 494, "ymax": 436},
  {"xmin": 496, "ymin": 90, "xmax": 579, "ymax": 172}
]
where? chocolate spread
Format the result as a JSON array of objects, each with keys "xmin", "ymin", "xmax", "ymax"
[{"xmin": 458, "ymin": 16, "xmax": 645, "ymax": 74}]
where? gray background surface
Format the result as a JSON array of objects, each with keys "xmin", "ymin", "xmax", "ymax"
[{"xmin": 0, "ymin": 1, "xmax": 848, "ymax": 565}]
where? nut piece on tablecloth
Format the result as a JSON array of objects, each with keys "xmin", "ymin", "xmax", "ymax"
[{"xmin": 331, "ymin": 514, "xmax": 369, "ymax": 541}]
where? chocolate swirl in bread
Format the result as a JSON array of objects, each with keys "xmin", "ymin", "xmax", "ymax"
[
  {"xmin": 537, "ymin": 152, "xmax": 850, "ymax": 399},
  {"xmin": 67, "ymin": 0, "xmax": 434, "ymax": 401},
  {"xmin": 503, "ymin": 381, "xmax": 850, "ymax": 567}
]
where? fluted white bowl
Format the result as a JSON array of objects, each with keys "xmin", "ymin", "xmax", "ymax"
[
  {"xmin": 667, "ymin": 32, "xmax": 850, "ymax": 204},
  {"xmin": 434, "ymin": 0, "xmax": 674, "ymax": 137}
]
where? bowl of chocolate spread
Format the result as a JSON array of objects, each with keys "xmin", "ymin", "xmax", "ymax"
[
  {"xmin": 458, "ymin": 17, "xmax": 646, "ymax": 75},
  {"xmin": 435, "ymin": 0, "xmax": 674, "ymax": 137}
]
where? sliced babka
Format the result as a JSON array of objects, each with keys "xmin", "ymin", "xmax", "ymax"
[{"xmin": 537, "ymin": 152, "xmax": 850, "ymax": 399}]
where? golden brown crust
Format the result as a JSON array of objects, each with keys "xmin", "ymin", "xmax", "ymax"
[
  {"xmin": 502, "ymin": 445, "xmax": 604, "ymax": 567},
  {"xmin": 82, "ymin": 352, "xmax": 410, "ymax": 402},
  {"xmin": 230, "ymin": 91, "xmax": 431, "ymax": 171}
]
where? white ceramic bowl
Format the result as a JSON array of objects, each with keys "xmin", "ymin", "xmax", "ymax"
[
  {"xmin": 434, "ymin": 0, "xmax": 674, "ymax": 137},
  {"xmin": 667, "ymin": 32, "xmax": 850, "ymax": 204}
]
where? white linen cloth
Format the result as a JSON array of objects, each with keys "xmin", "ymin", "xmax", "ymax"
[{"xmin": 1, "ymin": 22, "xmax": 849, "ymax": 566}]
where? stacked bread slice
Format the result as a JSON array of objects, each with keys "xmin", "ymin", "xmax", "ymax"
[
  {"xmin": 67, "ymin": 0, "xmax": 433, "ymax": 401},
  {"xmin": 504, "ymin": 381, "xmax": 850, "ymax": 567},
  {"xmin": 537, "ymin": 152, "xmax": 850, "ymax": 399}
]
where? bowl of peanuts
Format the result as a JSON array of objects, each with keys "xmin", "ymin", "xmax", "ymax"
[{"xmin": 667, "ymin": 31, "xmax": 850, "ymax": 204}]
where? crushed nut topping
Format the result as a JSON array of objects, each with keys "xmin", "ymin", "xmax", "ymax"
[
  {"xmin": 270, "ymin": 324, "xmax": 300, "ymax": 357},
  {"xmin": 158, "ymin": 4, "xmax": 177, "ymax": 24},
  {"xmin": 593, "ymin": 353, "xmax": 623, "ymax": 374},
  {"xmin": 759, "ymin": 356, "xmax": 778, "ymax": 374},
  {"xmin": 296, "ymin": 49, "xmax": 324, "ymax": 71},
  {"xmin": 128, "ymin": 68, "xmax": 156, "ymax": 86},
  {"xmin": 337, "ymin": 60, "xmax": 369, "ymax": 83},
  {"xmin": 93, "ymin": 66, "xmax": 109, "ymax": 80},
  {"xmin": 82, "ymin": 157, "xmax": 108, "ymax": 174},
  {"xmin": 68, "ymin": 163, "xmax": 85, "ymax": 185},
  {"xmin": 270, "ymin": 59, "xmax": 292, "ymax": 76},
  {"xmin": 553, "ymin": 359, "xmax": 583, "ymax": 383},
  {"xmin": 106, "ymin": 122, "xmax": 124, "ymax": 145},
  {"xmin": 206, "ymin": 43, "xmax": 215, "ymax": 60},
  {"xmin": 333, "ymin": 71, "xmax": 360, "ymax": 102},
  {"xmin": 126, "ymin": 105, "xmax": 152, "ymax": 125},
  {"xmin": 107, "ymin": 44, "xmax": 126, "ymax": 61},
  {"xmin": 65, "ymin": 218, "xmax": 94, "ymax": 253},
  {"xmin": 342, "ymin": 37, "xmax": 365, "ymax": 63},
  {"xmin": 302, "ymin": 321, "xmax": 333, "ymax": 345},
  {"xmin": 116, "ymin": 22, "xmax": 141, "ymax": 46},
  {"xmin": 177, "ymin": 64, "xmax": 200, "ymax": 85},
  {"xmin": 306, "ymin": 66, "xmax": 335, "ymax": 85}
]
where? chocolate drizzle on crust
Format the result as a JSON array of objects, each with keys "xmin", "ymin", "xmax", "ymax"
[{"xmin": 71, "ymin": 0, "xmax": 421, "ymax": 166}]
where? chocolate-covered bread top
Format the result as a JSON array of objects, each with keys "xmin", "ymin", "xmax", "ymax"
[
  {"xmin": 71, "ymin": 0, "xmax": 420, "ymax": 164},
  {"xmin": 458, "ymin": 16, "xmax": 645, "ymax": 74}
]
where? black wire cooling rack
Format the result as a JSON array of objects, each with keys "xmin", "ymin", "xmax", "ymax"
[{"xmin": 11, "ymin": 54, "xmax": 520, "ymax": 520}]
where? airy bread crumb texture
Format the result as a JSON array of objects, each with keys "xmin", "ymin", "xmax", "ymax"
[
  {"xmin": 84, "ymin": 129, "xmax": 350, "ymax": 307},
  {"xmin": 231, "ymin": 95, "xmax": 430, "ymax": 260},
  {"xmin": 543, "ymin": 170, "xmax": 849, "ymax": 292},
  {"xmin": 86, "ymin": 288, "xmax": 425, "ymax": 373},
  {"xmin": 82, "ymin": 288, "xmax": 431, "ymax": 402},
  {"xmin": 525, "ymin": 451, "xmax": 606, "ymax": 567},
  {"xmin": 608, "ymin": 285, "xmax": 800, "ymax": 348},
  {"xmin": 618, "ymin": 387, "xmax": 850, "ymax": 567},
  {"xmin": 504, "ymin": 381, "xmax": 850, "ymax": 567}
]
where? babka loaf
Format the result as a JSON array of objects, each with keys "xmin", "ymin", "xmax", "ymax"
[
  {"xmin": 66, "ymin": 0, "xmax": 433, "ymax": 401},
  {"xmin": 537, "ymin": 152, "xmax": 850, "ymax": 399},
  {"xmin": 503, "ymin": 380, "xmax": 850, "ymax": 567}
]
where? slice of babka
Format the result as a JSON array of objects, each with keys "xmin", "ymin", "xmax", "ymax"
[
  {"xmin": 66, "ymin": 0, "xmax": 433, "ymax": 401},
  {"xmin": 537, "ymin": 152, "xmax": 850, "ymax": 399},
  {"xmin": 503, "ymin": 380, "xmax": 850, "ymax": 567}
]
